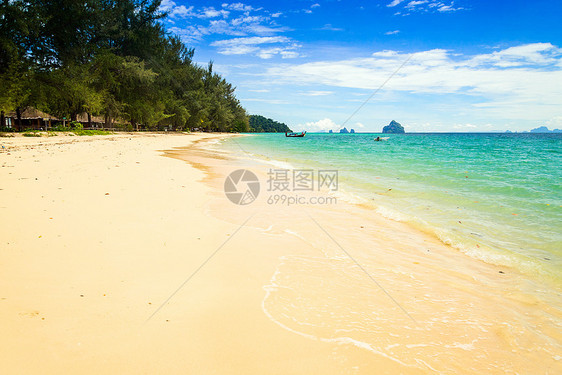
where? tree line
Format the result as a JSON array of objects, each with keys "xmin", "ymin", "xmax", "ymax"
[
  {"xmin": 249, "ymin": 115, "xmax": 292, "ymax": 133},
  {"xmin": 0, "ymin": 0, "xmax": 250, "ymax": 132}
]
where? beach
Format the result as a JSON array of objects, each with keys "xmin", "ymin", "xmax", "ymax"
[{"xmin": 1, "ymin": 133, "xmax": 561, "ymax": 374}]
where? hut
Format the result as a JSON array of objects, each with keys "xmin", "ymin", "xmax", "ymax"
[
  {"xmin": 76, "ymin": 113, "xmax": 106, "ymax": 128},
  {"xmin": 4, "ymin": 107, "xmax": 59, "ymax": 131}
]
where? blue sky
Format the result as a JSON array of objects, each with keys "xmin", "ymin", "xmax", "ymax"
[{"xmin": 159, "ymin": 0, "xmax": 562, "ymax": 132}]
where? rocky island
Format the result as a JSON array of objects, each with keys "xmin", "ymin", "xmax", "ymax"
[
  {"xmin": 337, "ymin": 127, "xmax": 356, "ymax": 133},
  {"xmin": 382, "ymin": 120, "xmax": 405, "ymax": 133}
]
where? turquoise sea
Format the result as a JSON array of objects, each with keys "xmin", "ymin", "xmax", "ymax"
[{"xmin": 223, "ymin": 133, "xmax": 562, "ymax": 284}]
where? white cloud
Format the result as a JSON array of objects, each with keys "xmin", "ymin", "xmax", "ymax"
[
  {"xmin": 159, "ymin": 0, "xmax": 176, "ymax": 12},
  {"xmin": 206, "ymin": 20, "xmax": 244, "ymax": 36},
  {"xmin": 243, "ymin": 98, "xmax": 290, "ymax": 105},
  {"xmin": 453, "ymin": 123, "xmax": 478, "ymax": 130},
  {"xmin": 300, "ymin": 118, "xmax": 339, "ymax": 132},
  {"xmin": 385, "ymin": 30, "xmax": 400, "ymax": 35},
  {"xmin": 265, "ymin": 44, "xmax": 562, "ymax": 120},
  {"xmin": 222, "ymin": 3, "xmax": 257, "ymax": 13},
  {"xmin": 303, "ymin": 3, "xmax": 321, "ymax": 14},
  {"xmin": 168, "ymin": 26, "xmax": 207, "ymax": 43},
  {"xmin": 355, "ymin": 122, "xmax": 365, "ymax": 128},
  {"xmin": 212, "ymin": 36, "xmax": 290, "ymax": 47},
  {"xmin": 437, "ymin": 2, "xmax": 463, "ymax": 12},
  {"xmin": 257, "ymin": 47, "xmax": 300, "ymax": 59},
  {"xmin": 299, "ymin": 91, "xmax": 334, "ymax": 96},
  {"xmin": 372, "ymin": 50, "xmax": 400, "ymax": 57},
  {"xmin": 389, "ymin": 0, "xmax": 464, "ymax": 14},
  {"xmin": 175, "ymin": 19, "xmax": 286, "ymax": 41},
  {"xmin": 198, "ymin": 7, "xmax": 230, "ymax": 19},
  {"xmin": 164, "ymin": 1, "xmax": 288, "ymax": 43},
  {"xmin": 244, "ymin": 23, "xmax": 287, "ymax": 35},
  {"xmin": 464, "ymin": 43, "xmax": 560, "ymax": 67},
  {"xmin": 211, "ymin": 36, "xmax": 300, "ymax": 58},
  {"xmin": 546, "ymin": 116, "xmax": 562, "ymax": 129},
  {"xmin": 171, "ymin": 5, "xmax": 195, "ymax": 18},
  {"xmin": 320, "ymin": 24, "xmax": 344, "ymax": 31},
  {"xmin": 231, "ymin": 15, "xmax": 264, "ymax": 26},
  {"xmin": 405, "ymin": 1, "xmax": 428, "ymax": 11},
  {"xmin": 387, "ymin": 0, "xmax": 406, "ymax": 7},
  {"xmin": 163, "ymin": 3, "xmax": 231, "ymax": 19},
  {"xmin": 219, "ymin": 44, "xmax": 259, "ymax": 55}
]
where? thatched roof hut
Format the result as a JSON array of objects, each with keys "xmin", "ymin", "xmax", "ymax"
[
  {"xmin": 6, "ymin": 107, "xmax": 59, "ymax": 120},
  {"xmin": 3, "ymin": 107, "xmax": 59, "ymax": 131},
  {"xmin": 76, "ymin": 113, "xmax": 106, "ymax": 127}
]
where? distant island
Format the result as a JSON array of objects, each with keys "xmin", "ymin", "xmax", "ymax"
[
  {"xmin": 328, "ymin": 128, "xmax": 356, "ymax": 133},
  {"xmin": 529, "ymin": 126, "xmax": 561, "ymax": 133},
  {"xmin": 506, "ymin": 126, "xmax": 562, "ymax": 133},
  {"xmin": 382, "ymin": 120, "xmax": 405, "ymax": 134},
  {"xmin": 249, "ymin": 115, "xmax": 292, "ymax": 133}
]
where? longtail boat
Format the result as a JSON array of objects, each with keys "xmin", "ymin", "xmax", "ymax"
[{"xmin": 285, "ymin": 131, "xmax": 306, "ymax": 137}]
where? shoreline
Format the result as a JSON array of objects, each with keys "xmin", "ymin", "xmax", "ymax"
[
  {"xmin": 168, "ymin": 135, "xmax": 562, "ymax": 373},
  {"xmin": 1, "ymin": 133, "xmax": 561, "ymax": 374},
  {"xmin": 180, "ymin": 135, "xmax": 562, "ymax": 372},
  {"xmin": 218, "ymin": 133, "xmax": 562, "ymax": 287}
]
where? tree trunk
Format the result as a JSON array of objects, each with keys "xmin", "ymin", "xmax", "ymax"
[
  {"xmin": 87, "ymin": 113, "xmax": 92, "ymax": 128},
  {"xmin": 104, "ymin": 113, "xmax": 110, "ymax": 130},
  {"xmin": 0, "ymin": 111, "xmax": 4, "ymax": 130},
  {"xmin": 16, "ymin": 107, "xmax": 22, "ymax": 131},
  {"xmin": 71, "ymin": 113, "xmax": 77, "ymax": 122}
]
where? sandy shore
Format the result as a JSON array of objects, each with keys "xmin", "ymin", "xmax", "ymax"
[{"xmin": 1, "ymin": 133, "xmax": 560, "ymax": 374}]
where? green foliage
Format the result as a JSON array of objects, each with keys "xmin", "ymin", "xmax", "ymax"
[
  {"xmin": 0, "ymin": 0, "xmax": 249, "ymax": 132},
  {"xmin": 69, "ymin": 121, "xmax": 83, "ymax": 130},
  {"xmin": 249, "ymin": 115, "xmax": 292, "ymax": 133},
  {"xmin": 231, "ymin": 118, "xmax": 250, "ymax": 133},
  {"xmin": 52, "ymin": 124, "xmax": 71, "ymax": 131},
  {"xmin": 72, "ymin": 129, "xmax": 113, "ymax": 136},
  {"xmin": 17, "ymin": 129, "xmax": 112, "ymax": 136},
  {"xmin": 0, "ymin": 0, "xmax": 40, "ymax": 113}
]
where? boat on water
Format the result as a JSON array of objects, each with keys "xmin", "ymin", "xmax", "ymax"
[{"xmin": 285, "ymin": 131, "xmax": 306, "ymax": 138}]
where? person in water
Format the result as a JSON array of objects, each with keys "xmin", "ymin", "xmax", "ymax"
[{"xmin": 375, "ymin": 137, "xmax": 380, "ymax": 141}]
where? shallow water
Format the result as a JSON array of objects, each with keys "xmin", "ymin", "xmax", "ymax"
[
  {"xmin": 223, "ymin": 133, "xmax": 562, "ymax": 284},
  {"xmin": 192, "ymin": 134, "xmax": 562, "ymax": 373}
]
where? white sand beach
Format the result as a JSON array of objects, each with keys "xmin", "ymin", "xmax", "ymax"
[{"xmin": 1, "ymin": 133, "xmax": 560, "ymax": 374}]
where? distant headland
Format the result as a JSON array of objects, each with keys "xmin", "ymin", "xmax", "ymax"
[{"xmin": 506, "ymin": 126, "xmax": 562, "ymax": 133}]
